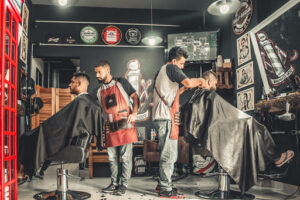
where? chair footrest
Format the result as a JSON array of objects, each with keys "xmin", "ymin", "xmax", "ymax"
[
  {"xmin": 33, "ymin": 190, "xmax": 91, "ymax": 200},
  {"xmin": 195, "ymin": 189, "xmax": 255, "ymax": 199}
]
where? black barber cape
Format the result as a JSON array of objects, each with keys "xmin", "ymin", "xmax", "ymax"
[
  {"xmin": 20, "ymin": 94, "xmax": 103, "ymax": 176},
  {"xmin": 183, "ymin": 89, "xmax": 277, "ymax": 193}
]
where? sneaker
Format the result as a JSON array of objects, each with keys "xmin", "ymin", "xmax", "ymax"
[
  {"xmin": 275, "ymin": 150, "xmax": 295, "ymax": 167},
  {"xmin": 102, "ymin": 183, "xmax": 118, "ymax": 193},
  {"xmin": 115, "ymin": 185, "xmax": 127, "ymax": 196},
  {"xmin": 155, "ymin": 185, "xmax": 178, "ymax": 193},
  {"xmin": 158, "ymin": 188, "xmax": 184, "ymax": 199}
]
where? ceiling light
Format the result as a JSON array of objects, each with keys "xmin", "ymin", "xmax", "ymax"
[
  {"xmin": 142, "ymin": 0, "xmax": 163, "ymax": 46},
  {"xmin": 207, "ymin": 0, "xmax": 240, "ymax": 16},
  {"xmin": 58, "ymin": 0, "xmax": 68, "ymax": 6}
]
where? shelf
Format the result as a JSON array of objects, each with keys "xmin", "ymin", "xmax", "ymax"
[{"xmin": 37, "ymin": 43, "xmax": 165, "ymax": 48}]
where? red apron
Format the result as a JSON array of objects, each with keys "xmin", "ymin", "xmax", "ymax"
[
  {"xmin": 100, "ymin": 83, "xmax": 137, "ymax": 147},
  {"xmin": 169, "ymin": 91, "xmax": 180, "ymax": 140}
]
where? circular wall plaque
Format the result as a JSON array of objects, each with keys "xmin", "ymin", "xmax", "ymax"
[
  {"xmin": 101, "ymin": 25, "xmax": 122, "ymax": 45},
  {"xmin": 80, "ymin": 26, "xmax": 98, "ymax": 44},
  {"xmin": 125, "ymin": 28, "xmax": 141, "ymax": 45},
  {"xmin": 232, "ymin": 0, "xmax": 253, "ymax": 35}
]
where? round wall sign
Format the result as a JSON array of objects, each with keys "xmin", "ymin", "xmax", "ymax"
[
  {"xmin": 102, "ymin": 25, "xmax": 122, "ymax": 45},
  {"xmin": 232, "ymin": 0, "xmax": 253, "ymax": 35},
  {"xmin": 125, "ymin": 28, "xmax": 141, "ymax": 45},
  {"xmin": 80, "ymin": 26, "xmax": 99, "ymax": 44}
]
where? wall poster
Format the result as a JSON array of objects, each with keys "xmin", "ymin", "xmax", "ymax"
[
  {"xmin": 236, "ymin": 61, "xmax": 254, "ymax": 90},
  {"xmin": 237, "ymin": 32, "xmax": 251, "ymax": 66},
  {"xmin": 237, "ymin": 87, "xmax": 255, "ymax": 112}
]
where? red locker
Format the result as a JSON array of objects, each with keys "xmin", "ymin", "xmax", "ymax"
[{"xmin": 1, "ymin": 0, "xmax": 22, "ymax": 199}]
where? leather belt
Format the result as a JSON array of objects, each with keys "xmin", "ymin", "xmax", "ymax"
[{"xmin": 108, "ymin": 119, "xmax": 134, "ymax": 132}]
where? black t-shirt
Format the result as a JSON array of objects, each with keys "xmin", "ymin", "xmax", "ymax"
[
  {"xmin": 115, "ymin": 77, "xmax": 136, "ymax": 97},
  {"xmin": 166, "ymin": 64, "xmax": 187, "ymax": 84}
]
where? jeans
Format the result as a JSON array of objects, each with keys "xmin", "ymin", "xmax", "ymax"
[
  {"xmin": 107, "ymin": 143, "xmax": 133, "ymax": 186},
  {"xmin": 153, "ymin": 120, "xmax": 178, "ymax": 192}
]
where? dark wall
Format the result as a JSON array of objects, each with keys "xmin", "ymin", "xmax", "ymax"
[{"xmin": 30, "ymin": 5, "xmax": 210, "ymax": 90}]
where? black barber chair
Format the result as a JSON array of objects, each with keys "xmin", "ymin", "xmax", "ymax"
[
  {"xmin": 195, "ymin": 166, "xmax": 255, "ymax": 200},
  {"xmin": 33, "ymin": 131, "xmax": 93, "ymax": 200}
]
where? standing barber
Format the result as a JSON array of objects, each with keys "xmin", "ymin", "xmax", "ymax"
[
  {"xmin": 94, "ymin": 60, "xmax": 139, "ymax": 196},
  {"xmin": 152, "ymin": 46, "xmax": 206, "ymax": 198}
]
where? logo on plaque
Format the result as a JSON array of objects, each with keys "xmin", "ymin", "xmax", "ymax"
[
  {"xmin": 125, "ymin": 28, "xmax": 141, "ymax": 45},
  {"xmin": 232, "ymin": 0, "xmax": 253, "ymax": 35},
  {"xmin": 80, "ymin": 26, "xmax": 98, "ymax": 44},
  {"xmin": 102, "ymin": 25, "xmax": 122, "ymax": 45}
]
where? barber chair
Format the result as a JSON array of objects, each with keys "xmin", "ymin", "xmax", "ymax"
[
  {"xmin": 195, "ymin": 166, "xmax": 255, "ymax": 200},
  {"xmin": 143, "ymin": 136, "xmax": 189, "ymax": 179},
  {"xmin": 33, "ymin": 131, "xmax": 93, "ymax": 200}
]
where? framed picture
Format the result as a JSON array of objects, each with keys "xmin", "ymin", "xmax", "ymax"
[
  {"xmin": 237, "ymin": 32, "xmax": 251, "ymax": 66},
  {"xmin": 21, "ymin": 2, "xmax": 29, "ymax": 35},
  {"xmin": 249, "ymin": 0, "xmax": 300, "ymax": 96},
  {"xmin": 237, "ymin": 87, "xmax": 254, "ymax": 112},
  {"xmin": 20, "ymin": 33, "xmax": 28, "ymax": 64},
  {"xmin": 236, "ymin": 61, "xmax": 254, "ymax": 90}
]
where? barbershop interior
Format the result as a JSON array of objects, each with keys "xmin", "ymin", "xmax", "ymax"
[{"xmin": 1, "ymin": 0, "xmax": 300, "ymax": 199}]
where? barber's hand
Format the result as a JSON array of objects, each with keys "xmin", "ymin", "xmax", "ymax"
[
  {"xmin": 127, "ymin": 113, "xmax": 137, "ymax": 124},
  {"xmin": 198, "ymin": 78, "xmax": 208, "ymax": 88}
]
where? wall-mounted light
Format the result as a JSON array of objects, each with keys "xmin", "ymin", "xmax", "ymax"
[
  {"xmin": 58, "ymin": 0, "xmax": 68, "ymax": 6},
  {"xmin": 142, "ymin": 0, "xmax": 163, "ymax": 46},
  {"xmin": 207, "ymin": 0, "xmax": 240, "ymax": 16}
]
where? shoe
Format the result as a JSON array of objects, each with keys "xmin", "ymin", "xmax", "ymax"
[
  {"xmin": 115, "ymin": 185, "xmax": 127, "ymax": 196},
  {"xmin": 155, "ymin": 185, "xmax": 178, "ymax": 193},
  {"xmin": 35, "ymin": 171, "xmax": 44, "ymax": 179},
  {"xmin": 158, "ymin": 188, "xmax": 184, "ymax": 199},
  {"xmin": 275, "ymin": 150, "xmax": 294, "ymax": 167},
  {"xmin": 102, "ymin": 183, "xmax": 118, "ymax": 193}
]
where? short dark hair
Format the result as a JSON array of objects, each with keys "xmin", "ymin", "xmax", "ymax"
[
  {"xmin": 73, "ymin": 71, "xmax": 90, "ymax": 83},
  {"xmin": 94, "ymin": 60, "xmax": 110, "ymax": 68},
  {"xmin": 167, "ymin": 46, "xmax": 188, "ymax": 62},
  {"xmin": 202, "ymin": 70, "xmax": 217, "ymax": 81}
]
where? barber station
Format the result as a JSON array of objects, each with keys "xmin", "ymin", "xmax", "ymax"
[{"xmin": 1, "ymin": 0, "xmax": 300, "ymax": 199}]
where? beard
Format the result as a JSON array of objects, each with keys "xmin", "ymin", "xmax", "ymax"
[{"xmin": 97, "ymin": 75, "xmax": 107, "ymax": 84}]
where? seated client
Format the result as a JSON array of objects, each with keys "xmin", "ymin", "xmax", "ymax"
[
  {"xmin": 183, "ymin": 70, "xmax": 294, "ymax": 193},
  {"xmin": 18, "ymin": 72, "xmax": 103, "ymax": 182}
]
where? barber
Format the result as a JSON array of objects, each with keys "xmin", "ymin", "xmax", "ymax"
[
  {"xmin": 94, "ymin": 60, "xmax": 139, "ymax": 196},
  {"xmin": 152, "ymin": 46, "xmax": 206, "ymax": 198}
]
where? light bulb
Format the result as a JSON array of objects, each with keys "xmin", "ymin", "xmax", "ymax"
[
  {"xmin": 220, "ymin": 4, "xmax": 229, "ymax": 14},
  {"xmin": 148, "ymin": 37, "xmax": 156, "ymax": 46},
  {"xmin": 58, "ymin": 0, "xmax": 68, "ymax": 6}
]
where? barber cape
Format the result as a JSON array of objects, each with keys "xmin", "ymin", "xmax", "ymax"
[
  {"xmin": 183, "ymin": 89, "xmax": 277, "ymax": 193},
  {"xmin": 20, "ymin": 94, "xmax": 103, "ymax": 176}
]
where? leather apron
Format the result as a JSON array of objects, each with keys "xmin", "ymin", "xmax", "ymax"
[
  {"xmin": 169, "ymin": 91, "xmax": 180, "ymax": 140},
  {"xmin": 100, "ymin": 82, "xmax": 137, "ymax": 147}
]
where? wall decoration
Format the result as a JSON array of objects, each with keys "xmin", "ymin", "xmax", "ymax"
[
  {"xmin": 46, "ymin": 35, "xmax": 61, "ymax": 43},
  {"xmin": 20, "ymin": 32, "xmax": 28, "ymax": 64},
  {"xmin": 125, "ymin": 28, "xmax": 141, "ymax": 45},
  {"xmin": 80, "ymin": 26, "xmax": 98, "ymax": 44},
  {"xmin": 124, "ymin": 59, "xmax": 153, "ymax": 122},
  {"xmin": 232, "ymin": 0, "xmax": 253, "ymax": 35},
  {"xmin": 237, "ymin": 61, "xmax": 254, "ymax": 90},
  {"xmin": 21, "ymin": 2, "xmax": 29, "ymax": 35},
  {"xmin": 237, "ymin": 87, "xmax": 254, "ymax": 112},
  {"xmin": 237, "ymin": 32, "xmax": 251, "ymax": 65},
  {"xmin": 64, "ymin": 35, "xmax": 76, "ymax": 44},
  {"xmin": 102, "ymin": 25, "xmax": 122, "ymax": 45},
  {"xmin": 249, "ymin": 0, "xmax": 300, "ymax": 96}
]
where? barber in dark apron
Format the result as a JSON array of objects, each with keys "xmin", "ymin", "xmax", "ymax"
[{"xmin": 94, "ymin": 60, "xmax": 139, "ymax": 196}]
